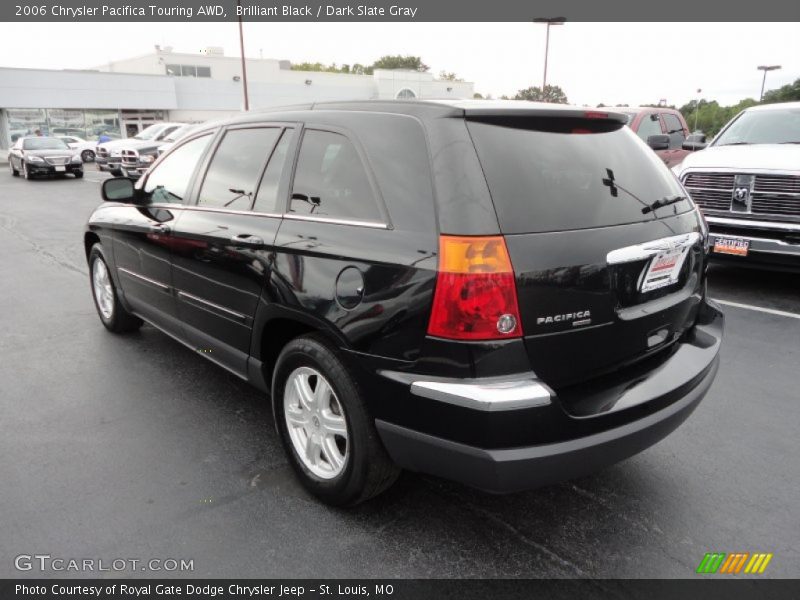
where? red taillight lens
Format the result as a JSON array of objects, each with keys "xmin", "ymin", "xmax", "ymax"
[{"xmin": 427, "ymin": 236, "xmax": 523, "ymax": 340}]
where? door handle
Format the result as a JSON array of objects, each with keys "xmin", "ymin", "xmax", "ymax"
[
  {"xmin": 231, "ymin": 234, "xmax": 264, "ymax": 247},
  {"xmin": 149, "ymin": 223, "xmax": 171, "ymax": 234}
]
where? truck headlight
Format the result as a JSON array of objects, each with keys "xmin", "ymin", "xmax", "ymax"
[{"xmin": 140, "ymin": 154, "xmax": 155, "ymax": 164}]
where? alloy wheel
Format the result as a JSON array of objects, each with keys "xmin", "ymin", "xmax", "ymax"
[
  {"xmin": 92, "ymin": 258, "xmax": 114, "ymax": 320},
  {"xmin": 283, "ymin": 366, "xmax": 349, "ymax": 479}
]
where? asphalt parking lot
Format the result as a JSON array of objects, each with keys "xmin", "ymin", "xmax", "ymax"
[{"xmin": 1, "ymin": 164, "xmax": 798, "ymax": 579}]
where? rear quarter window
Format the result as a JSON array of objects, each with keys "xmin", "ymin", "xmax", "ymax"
[{"xmin": 466, "ymin": 118, "xmax": 691, "ymax": 234}]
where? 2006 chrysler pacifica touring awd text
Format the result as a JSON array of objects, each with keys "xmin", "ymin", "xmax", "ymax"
[{"xmin": 85, "ymin": 100, "xmax": 724, "ymax": 505}]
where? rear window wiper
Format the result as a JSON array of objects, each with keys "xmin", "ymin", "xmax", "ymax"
[{"xmin": 642, "ymin": 195, "xmax": 686, "ymax": 214}]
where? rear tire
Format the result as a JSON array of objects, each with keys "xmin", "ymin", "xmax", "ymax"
[
  {"xmin": 81, "ymin": 150, "xmax": 95, "ymax": 162},
  {"xmin": 89, "ymin": 244, "xmax": 143, "ymax": 333},
  {"xmin": 273, "ymin": 334, "xmax": 400, "ymax": 506}
]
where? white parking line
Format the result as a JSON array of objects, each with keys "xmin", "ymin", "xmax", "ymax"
[{"xmin": 713, "ymin": 298, "xmax": 800, "ymax": 320}]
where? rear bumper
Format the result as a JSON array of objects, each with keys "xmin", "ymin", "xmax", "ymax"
[{"xmin": 375, "ymin": 301, "xmax": 723, "ymax": 493}]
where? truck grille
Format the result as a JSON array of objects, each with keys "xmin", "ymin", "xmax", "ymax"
[
  {"xmin": 684, "ymin": 172, "xmax": 800, "ymax": 217},
  {"xmin": 121, "ymin": 149, "xmax": 139, "ymax": 167}
]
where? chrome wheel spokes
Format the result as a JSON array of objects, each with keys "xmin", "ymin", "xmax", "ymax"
[
  {"xmin": 284, "ymin": 366, "xmax": 348, "ymax": 479},
  {"xmin": 92, "ymin": 258, "xmax": 114, "ymax": 319}
]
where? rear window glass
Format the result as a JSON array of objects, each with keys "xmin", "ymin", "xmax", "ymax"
[{"xmin": 467, "ymin": 119, "xmax": 691, "ymax": 234}]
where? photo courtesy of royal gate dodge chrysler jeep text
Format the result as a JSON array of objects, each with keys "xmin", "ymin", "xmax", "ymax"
[{"xmin": 84, "ymin": 100, "xmax": 723, "ymax": 506}]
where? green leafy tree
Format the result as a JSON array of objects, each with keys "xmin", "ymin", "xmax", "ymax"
[
  {"xmin": 290, "ymin": 62, "xmax": 352, "ymax": 74},
  {"xmin": 679, "ymin": 97, "xmax": 759, "ymax": 136},
  {"xmin": 439, "ymin": 71, "xmax": 464, "ymax": 82},
  {"xmin": 513, "ymin": 85, "xmax": 568, "ymax": 104},
  {"xmin": 762, "ymin": 78, "xmax": 800, "ymax": 103},
  {"xmin": 291, "ymin": 55, "xmax": 430, "ymax": 76},
  {"xmin": 369, "ymin": 55, "xmax": 429, "ymax": 74}
]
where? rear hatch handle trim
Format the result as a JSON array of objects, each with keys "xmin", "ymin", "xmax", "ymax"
[{"xmin": 606, "ymin": 232, "xmax": 700, "ymax": 265}]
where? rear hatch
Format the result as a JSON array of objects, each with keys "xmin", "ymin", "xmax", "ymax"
[{"xmin": 466, "ymin": 112, "xmax": 705, "ymax": 388}]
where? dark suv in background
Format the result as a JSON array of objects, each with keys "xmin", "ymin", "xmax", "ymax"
[{"xmin": 85, "ymin": 100, "xmax": 723, "ymax": 505}]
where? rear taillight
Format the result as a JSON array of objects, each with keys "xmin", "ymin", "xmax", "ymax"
[{"xmin": 427, "ymin": 235, "xmax": 523, "ymax": 341}]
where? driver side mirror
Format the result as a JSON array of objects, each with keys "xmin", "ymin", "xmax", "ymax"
[
  {"xmin": 102, "ymin": 177, "xmax": 136, "ymax": 202},
  {"xmin": 682, "ymin": 133, "xmax": 707, "ymax": 151},
  {"xmin": 647, "ymin": 134, "xmax": 670, "ymax": 151}
]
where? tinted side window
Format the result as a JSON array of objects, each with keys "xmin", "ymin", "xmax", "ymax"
[
  {"xmin": 253, "ymin": 129, "xmax": 292, "ymax": 214},
  {"xmin": 662, "ymin": 113, "xmax": 686, "ymax": 149},
  {"xmin": 142, "ymin": 134, "xmax": 212, "ymax": 204},
  {"xmin": 635, "ymin": 114, "xmax": 662, "ymax": 141},
  {"xmin": 290, "ymin": 130, "xmax": 381, "ymax": 222},
  {"xmin": 198, "ymin": 127, "xmax": 281, "ymax": 210}
]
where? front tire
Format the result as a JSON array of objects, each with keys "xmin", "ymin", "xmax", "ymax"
[
  {"xmin": 89, "ymin": 244, "xmax": 143, "ymax": 333},
  {"xmin": 273, "ymin": 335, "xmax": 400, "ymax": 506},
  {"xmin": 74, "ymin": 171, "xmax": 84, "ymax": 179},
  {"xmin": 9, "ymin": 159, "xmax": 19, "ymax": 176},
  {"xmin": 22, "ymin": 162, "xmax": 31, "ymax": 180}
]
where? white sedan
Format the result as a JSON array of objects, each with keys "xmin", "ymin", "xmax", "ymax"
[{"xmin": 57, "ymin": 136, "xmax": 98, "ymax": 163}]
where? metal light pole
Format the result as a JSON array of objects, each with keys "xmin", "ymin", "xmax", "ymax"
[
  {"xmin": 757, "ymin": 65, "xmax": 781, "ymax": 102},
  {"xmin": 533, "ymin": 17, "xmax": 566, "ymax": 98},
  {"xmin": 237, "ymin": 0, "xmax": 250, "ymax": 111},
  {"xmin": 694, "ymin": 88, "xmax": 702, "ymax": 133}
]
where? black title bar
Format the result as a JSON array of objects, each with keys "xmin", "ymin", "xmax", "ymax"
[{"xmin": 4, "ymin": 579, "xmax": 800, "ymax": 600}]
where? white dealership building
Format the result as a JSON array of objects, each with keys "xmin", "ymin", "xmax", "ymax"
[{"xmin": 0, "ymin": 46, "xmax": 474, "ymax": 150}]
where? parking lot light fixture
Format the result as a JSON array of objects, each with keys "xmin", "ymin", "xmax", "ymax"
[
  {"xmin": 757, "ymin": 65, "xmax": 781, "ymax": 102},
  {"xmin": 533, "ymin": 17, "xmax": 566, "ymax": 99},
  {"xmin": 237, "ymin": 0, "xmax": 250, "ymax": 111}
]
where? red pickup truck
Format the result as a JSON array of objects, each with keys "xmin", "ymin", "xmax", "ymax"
[{"xmin": 616, "ymin": 107, "xmax": 703, "ymax": 167}]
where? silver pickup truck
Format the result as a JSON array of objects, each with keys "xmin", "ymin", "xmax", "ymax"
[
  {"xmin": 96, "ymin": 123, "xmax": 184, "ymax": 176},
  {"xmin": 674, "ymin": 102, "xmax": 800, "ymax": 270}
]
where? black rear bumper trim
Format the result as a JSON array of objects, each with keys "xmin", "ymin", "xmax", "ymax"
[{"xmin": 376, "ymin": 355, "xmax": 719, "ymax": 493}]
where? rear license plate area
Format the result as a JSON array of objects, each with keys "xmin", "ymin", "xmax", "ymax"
[{"xmin": 640, "ymin": 246, "xmax": 691, "ymax": 293}]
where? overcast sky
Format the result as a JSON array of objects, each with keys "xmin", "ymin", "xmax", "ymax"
[{"xmin": 0, "ymin": 22, "xmax": 797, "ymax": 107}]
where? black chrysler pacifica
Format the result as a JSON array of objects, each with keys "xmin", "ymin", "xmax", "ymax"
[{"xmin": 84, "ymin": 100, "xmax": 724, "ymax": 506}]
